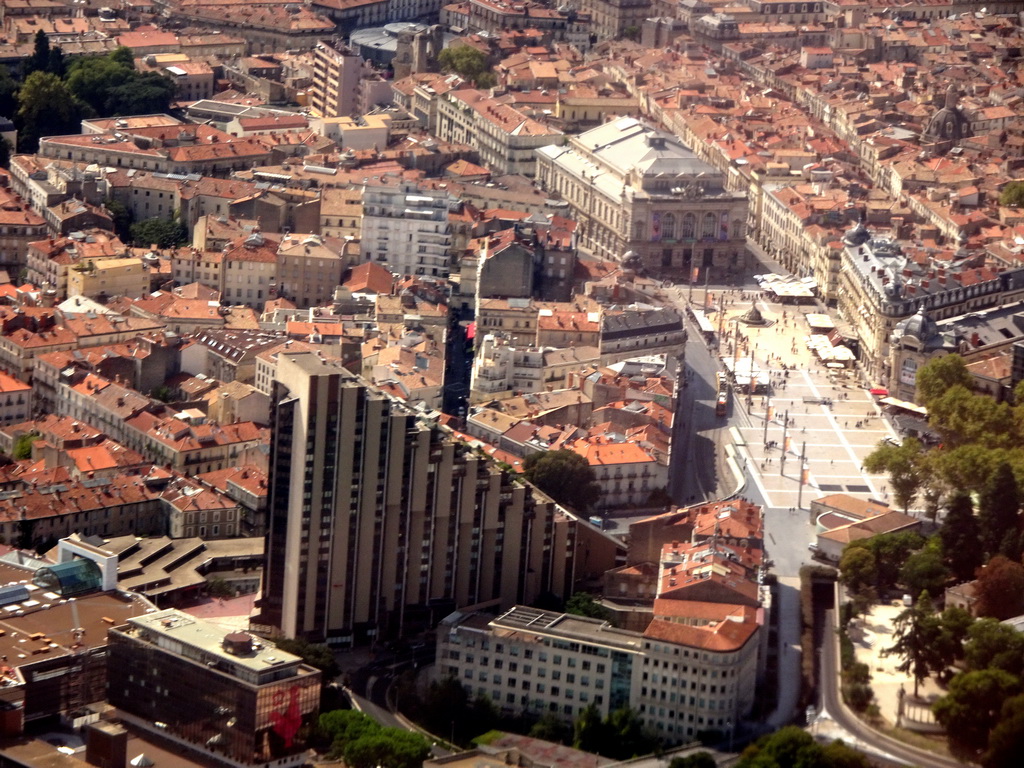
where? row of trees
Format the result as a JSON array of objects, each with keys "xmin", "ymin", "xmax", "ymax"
[
  {"xmin": 2, "ymin": 33, "xmax": 175, "ymax": 155},
  {"xmin": 398, "ymin": 676, "xmax": 660, "ymax": 759}
]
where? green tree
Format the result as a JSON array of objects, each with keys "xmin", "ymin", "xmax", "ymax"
[
  {"xmin": 16, "ymin": 71, "xmax": 84, "ymax": 152},
  {"xmin": 929, "ymin": 386, "xmax": 1015, "ymax": 450},
  {"xmin": 883, "ymin": 591, "xmax": 943, "ymax": 697},
  {"xmin": 917, "ymin": 450, "xmax": 948, "ymax": 522},
  {"xmin": 573, "ymin": 703, "xmax": 603, "ymax": 754},
  {"xmin": 105, "ymin": 199, "xmax": 133, "ymax": 240},
  {"xmin": 940, "ymin": 491, "xmax": 984, "ymax": 582},
  {"xmin": 999, "ymin": 180, "xmax": 1024, "ymax": 208},
  {"xmin": 934, "ymin": 669, "xmax": 1021, "ymax": 757},
  {"xmin": 319, "ymin": 709, "xmax": 379, "ymax": 756},
  {"xmin": 205, "ymin": 576, "xmax": 234, "ymax": 598},
  {"xmin": 668, "ymin": 753, "xmax": 715, "ymax": 768},
  {"xmin": 110, "ymin": 45, "xmax": 135, "ymax": 68},
  {"xmin": 974, "ymin": 555, "xmax": 1024, "ymax": 621},
  {"xmin": 565, "ymin": 592, "xmax": 609, "ymax": 621},
  {"xmin": 130, "ymin": 216, "xmax": 188, "ymax": 248},
  {"xmin": 979, "ymin": 462, "xmax": 1020, "ymax": 557},
  {"xmin": 529, "ymin": 713, "xmax": 571, "ymax": 744},
  {"xmin": 47, "ymin": 45, "xmax": 65, "ymax": 78},
  {"xmin": 65, "ymin": 49, "xmax": 174, "ymax": 117},
  {"xmin": 736, "ymin": 726, "xmax": 870, "ymax": 768},
  {"xmin": 604, "ymin": 706, "xmax": 657, "ymax": 759},
  {"xmin": 936, "ymin": 605, "xmax": 974, "ymax": 670},
  {"xmin": 573, "ymin": 705, "xmax": 656, "ymax": 759},
  {"xmin": 343, "ymin": 728, "xmax": 431, "ymax": 768},
  {"xmin": 26, "ymin": 29, "xmax": 49, "ymax": 76},
  {"xmin": 0, "ymin": 136, "xmax": 9, "ymax": 168},
  {"xmin": 413, "ymin": 676, "xmax": 497, "ymax": 746},
  {"xmin": 12, "ymin": 431, "xmax": 39, "ymax": 460},
  {"xmin": 860, "ymin": 530, "xmax": 926, "ymax": 595},
  {"xmin": 862, "ymin": 437, "xmax": 925, "ymax": 511},
  {"xmin": 964, "ymin": 618, "xmax": 1024, "ymax": 677},
  {"xmin": 436, "ymin": 46, "xmax": 495, "ymax": 87},
  {"xmin": 0, "ymin": 66, "xmax": 17, "ymax": 121},
  {"xmin": 523, "ymin": 449, "xmax": 602, "ymax": 511},
  {"xmin": 899, "ymin": 543, "xmax": 950, "ymax": 597},
  {"xmin": 984, "ymin": 693, "xmax": 1024, "ymax": 768},
  {"xmin": 839, "ymin": 546, "xmax": 877, "ymax": 613},
  {"xmin": 931, "ymin": 444, "xmax": 1008, "ymax": 495},
  {"xmin": 916, "ymin": 354, "xmax": 973, "ymax": 408},
  {"xmin": 106, "ymin": 71, "xmax": 176, "ymax": 115},
  {"xmin": 272, "ymin": 636, "xmax": 339, "ymax": 679}
]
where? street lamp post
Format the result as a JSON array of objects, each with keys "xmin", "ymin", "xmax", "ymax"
[
  {"xmin": 780, "ymin": 409, "xmax": 789, "ymax": 476},
  {"xmin": 798, "ymin": 441, "xmax": 807, "ymax": 509}
]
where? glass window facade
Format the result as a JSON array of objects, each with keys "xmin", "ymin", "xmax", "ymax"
[{"xmin": 108, "ymin": 629, "xmax": 320, "ymax": 766}]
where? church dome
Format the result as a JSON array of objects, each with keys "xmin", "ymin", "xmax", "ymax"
[
  {"xmin": 925, "ymin": 107, "xmax": 968, "ymax": 141},
  {"xmin": 924, "ymin": 86, "xmax": 970, "ymax": 143}
]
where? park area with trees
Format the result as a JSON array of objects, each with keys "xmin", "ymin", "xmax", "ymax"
[{"xmin": 833, "ymin": 353, "xmax": 1024, "ymax": 765}]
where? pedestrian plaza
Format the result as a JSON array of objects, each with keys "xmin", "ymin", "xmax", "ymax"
[{"xmin": 694, "ymin": 288, "xmax": 897, "ymax": 512}]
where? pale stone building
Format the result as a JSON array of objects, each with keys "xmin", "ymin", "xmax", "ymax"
[{"xmin": 536, "ymin": 119, "xmax": 748, "ymax": 279}]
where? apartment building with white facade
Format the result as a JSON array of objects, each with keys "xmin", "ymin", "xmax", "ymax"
[
  {"xmin": 437, "ymin": 604, "xmax": 759, "ymax": 743},
  {"xmin": 359, "ymin": 179, "xmax": 455, "ymax": 277}
]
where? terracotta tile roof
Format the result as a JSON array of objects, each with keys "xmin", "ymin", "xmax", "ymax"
[
  {"xmin": 643, "ymin": 617, "xmax": 758, "ymax": 653},
  {"xmin": 344, "ymin": 262, "xmax": 394, "ymax": 295}
]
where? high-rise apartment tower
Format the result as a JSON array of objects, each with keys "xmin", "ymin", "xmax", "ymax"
[{"xmin": 260, "ymin": 351, "xmax": 597, "ymax": 645}]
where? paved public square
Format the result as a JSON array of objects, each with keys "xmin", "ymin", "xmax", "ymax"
[{"xmin": 687, "ymin": 287, "xmax": 897, "ymax": 513}]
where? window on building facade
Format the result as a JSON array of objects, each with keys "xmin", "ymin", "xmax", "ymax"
[
  {"xmin": 661, "ymin": 213, "xmax": 676, "ymax": 240},
  {"xmin": 702, "ymin": 213, "xmax": 717, "ymax": 240}
]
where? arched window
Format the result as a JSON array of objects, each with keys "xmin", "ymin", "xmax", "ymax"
[
  {"xmin": 681, "ymin": 214, "xmax": 696, "ymax": 239},
  {"xmin": 731, "ymin": 219, "xmax": 744, "ymax": 239},
  {"xmin": 702, "ymin": 212, "xmax": 717, "ymax": 240},
  {"xmin": 662, "ymin": 213, "xmax": 676, "ymax": 240}
]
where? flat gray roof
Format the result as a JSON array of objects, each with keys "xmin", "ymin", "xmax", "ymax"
[
  {"xmin": 490, "ymin": 606, "xmax": 644, "ymax": 652},
  {"xmin": 125, "ymin": 609, "xmax": 301, "ymax": 674}
]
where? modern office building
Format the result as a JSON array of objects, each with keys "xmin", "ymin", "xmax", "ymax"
[
  {"xmin": 260, "ymin": 351, "xmax": 617, "ymax": 646},
  {"xmin": 108, "ymin": 609, "xmax": 321, "ymax": 768},
  {"xmin": 437, "ymin": 604, "xmax": 759, "ymax": 744}
]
